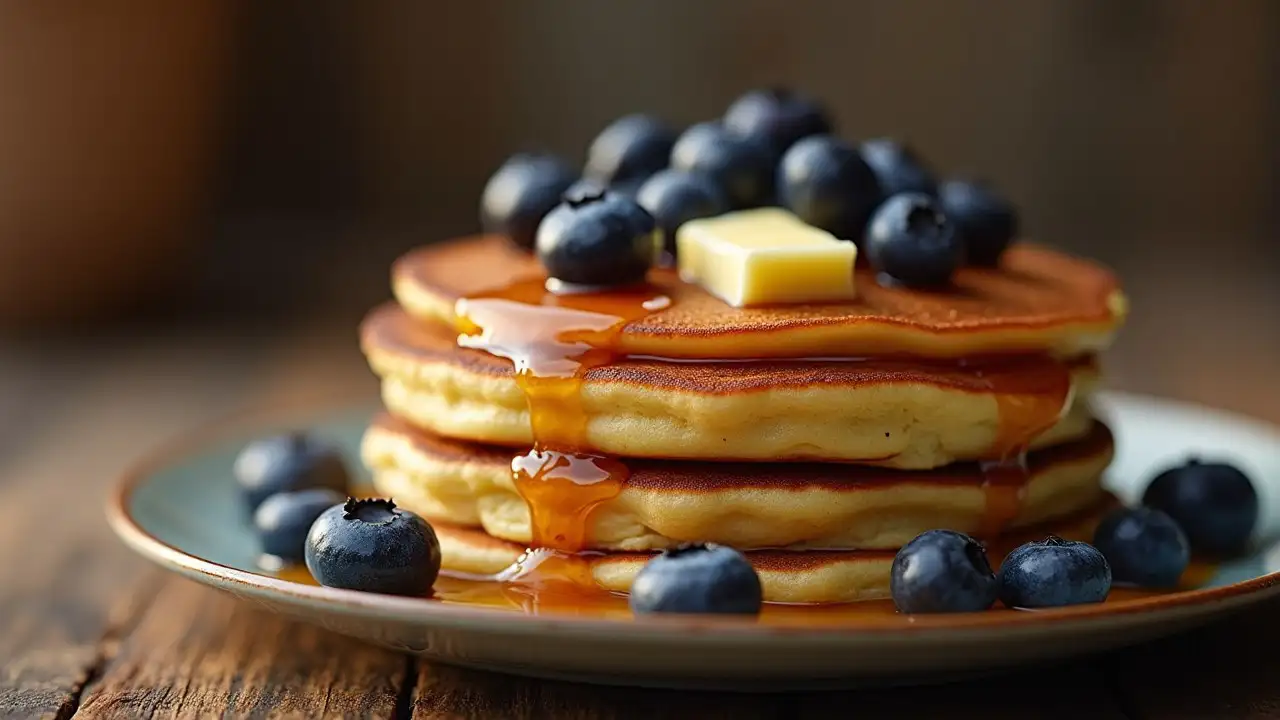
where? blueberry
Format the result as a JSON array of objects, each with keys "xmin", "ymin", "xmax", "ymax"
[
  {"xmin": 535, "ymin": 187, "xmax": 660, "ymax": 287},
  {"xmin": 864, "ymin": 193, "xmax": 965, "ymax": 288},
  {"xmin": 777, "ymin": 135, "xmax": 882, "ymax": 240},
  {"xmin": 859, "ymin": 138, "xmax": 938, "ymax": 199},
  {"xmin": 234, "ymin": 433, "xmax": 350, "ymax": 514},
  {"xmin": 566, "ymin": 177, "xmax": 641, "ymax": 202},
  {"xmin": 890, "ymin": 529, "xmax": 998, "ymax": 613},
  {"xmin": 997, "ymin": 536, "xmax": 1111, "ymax": 609},
  {"xmin": 1142, "ymin": 458, "xmax": 1258, "ymax": 555},
  {"xmin": 584, "ymin": 114, "xmax": 676, "ymax": 188},
  {"xmin": 723, "ymin": 87, "xmax": 832, "ymax": 159},
  {"xmin": 253, "ymin": 488, "xmax": 345, "ymax": 562},
  {"xmin": 305, "ymin": 498, "xmax": 441, "ymax": 596},
  {"xmin": 480, "ymin": 153, "xmax": 578, "ymax": 250},
  {"xmin": 670, "ymin": 122, "xmax": 774, "ymax": 210},
  {"xmin": 938, "ymin": 179, "xmax": 1018, "ymax": 266},
  {"xmin": 629, "ymin": 543, "xmax": 763, "ymax": 615},
  {"xmin": 1092, "ymin": 507, "xmax": 1191, "ymax": 588},
  {"xmin": 635, "ymin": 169, "xmax": 728, "ymax": 255}
]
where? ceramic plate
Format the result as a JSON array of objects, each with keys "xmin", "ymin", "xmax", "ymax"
[{"xmin": 107, "ymin": 391, "xmax": 1280, "ymax": 690}]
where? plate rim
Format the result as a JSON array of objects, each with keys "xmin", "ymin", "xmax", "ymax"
[{"xmin": 106, "ymin": 390, "xmax": 1280, "ymax": 641}]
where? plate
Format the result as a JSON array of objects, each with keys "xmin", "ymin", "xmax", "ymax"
[{"xmin": 107, "ymin": 391, "xmax": 1280, "ymax": 690}]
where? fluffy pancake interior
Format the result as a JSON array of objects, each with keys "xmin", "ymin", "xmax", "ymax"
[
  {"xmin": 363, "ymin": 304, "xmax": 1102, "ymax": 468},
  {"xmin": 429, "ymin": 502, "xmax": 1113, "ymax": 605},
  {"xmin": 365, "ymin": 415, "xmax": 1112, "ymax": 551}
]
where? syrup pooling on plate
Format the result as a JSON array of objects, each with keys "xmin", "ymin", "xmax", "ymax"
[
  {"xmin": 271, "ymin": 548, "xmax": 1216, "ymax": 622},
  {"xmin": 455, "ymin": 275, "xmax": 671, "ymax": 556},
  {"xmin": 492, "ymin": 548, "xmax": 620, "ymax": 612}
]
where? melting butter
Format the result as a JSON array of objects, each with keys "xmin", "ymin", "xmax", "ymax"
[{"xmin": 676, "ymin": 208, "xmax": 858, "ymax": 307}]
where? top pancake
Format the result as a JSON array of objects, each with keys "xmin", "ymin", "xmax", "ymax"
[{"xmin": 394, "ymin": 235, "xmax": 1127, "ymax": 359}]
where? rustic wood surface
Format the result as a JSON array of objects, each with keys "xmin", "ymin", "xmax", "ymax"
[{"xmin": 2, "ymin": 257, "xmax": 1279, "ymax": 719}]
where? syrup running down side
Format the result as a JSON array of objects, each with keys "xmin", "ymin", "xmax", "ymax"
[
  {"xmin": 977, "ymin": 359, "xmax": 1075, "ymax": 538},
  {"xmin": 455, "ymin": 276, "xmax": 670, "ymax": 558},
  {"xmin": 451, "ymin": 271, "xmax": 1079, "ymax": 583}
]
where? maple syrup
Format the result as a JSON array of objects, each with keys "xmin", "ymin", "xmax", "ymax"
[
  {"xmin": 446, "ymin": 268, "xmax": 1081, "ymax": 603},
  {"xmin": 976, "ymin": 356, "xmax": 1075, "ymax": 538},
  {"xmin": 977, "ymin": 457, "xmax": 1030, "ymax": 539},
  {"xmin": 270, "ymin": 552, "xmax": 1215, "ymax": 624},
  {"xmin": 455, "ymin": 275, "xmax": 669, "ymax": 559},
  {"xmin": 510, "ymin": 451, "xmax": 629, "ymax": 551}
]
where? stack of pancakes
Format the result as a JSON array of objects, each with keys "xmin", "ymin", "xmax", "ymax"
[{"xmin": 359, "ymin": 235, "xmax": 1127, "ymax": 603}]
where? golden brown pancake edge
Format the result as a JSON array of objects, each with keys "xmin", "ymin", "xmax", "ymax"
[
  {"xmin": 392, "ymin": 234, "xmax": 1127, "ymax": 359},
  {"xmin": 368, "ymin": 411, "xmax": 1113, "ymax": 492}
]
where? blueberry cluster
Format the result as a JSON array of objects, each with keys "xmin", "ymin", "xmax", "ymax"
[
  {"xmin": 480, "ymin": 87, "xmax": 1021, "ymax": 290},
  {"xmin": 889, "ymin": 458, "xmax": 1258, "ymax": 614},
  {"xmin": 235, "ymin": 434, "xmax": 441, "ymax": 596}
]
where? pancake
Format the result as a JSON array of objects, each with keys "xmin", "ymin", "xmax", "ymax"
[
  {"xmin": 430, "ymin": 503, "xmax": 1113, "ymax": 604},
  {"xmin": 363, "ymin": 414, "xmax": 1112, "ymax": 551},
  {"xmin": 393, "ymin": 234, "xmax": 1126, "ymax": 360},
  {"xmin": 362, "ymin": 304, "xmax": 1100, "ymax": 468}
]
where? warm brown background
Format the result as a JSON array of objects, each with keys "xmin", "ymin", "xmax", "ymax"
[
  {"xmin": 106, "ymin": 0, "xmax": 1280, "ymax": 415},
  {"xmin": 1, "ymin": 3, "xmax": 1279, "ymax": 717},
  {"xmin": 244, "ymin": 1, "xmax": 1269, "ymax": 420}
]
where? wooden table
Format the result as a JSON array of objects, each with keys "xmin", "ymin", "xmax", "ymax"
[{"xmin": 3, "ymin": 255, "xmax": 1280, "ymax": 719}]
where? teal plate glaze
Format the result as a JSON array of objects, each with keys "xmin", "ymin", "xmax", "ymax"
[{"xmin": 108, "ymin": 391, "xmax": 1280, "ymax": 690}]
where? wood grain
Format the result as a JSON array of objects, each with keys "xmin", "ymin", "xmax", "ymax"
[
  {"xmin": 407, "ymin": 663, "xmax": 791, "ymax": 720},
  {"xmin": 1103, "ymin": 599, "xmax": 1280, "ymax": 719},
  {"xmin": 0, "ymin": 334, "xmax": 263, "ymax": 718},
  {"xmin": 400, "ymin": 653, "xmax": 1131, "ymax": 719},
  {"xmin": 0, "ymin": 324, "xmax": 369, "ymax": 719},
  {"xmin": 796, "ymin": 666, "xmax": 1127, "ymax": 719},
  {"xmin": 76, "ymin": 577, "xmax": 409, "ymax": 719}
]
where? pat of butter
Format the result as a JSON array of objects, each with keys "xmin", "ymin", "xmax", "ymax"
[{"xmin": 676, "ymin": 208, "xmax": 857, "ymax": 307}]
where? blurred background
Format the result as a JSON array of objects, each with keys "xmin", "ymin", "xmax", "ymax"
[{"xmin": 0, "ymin": 0, "xmax": 1276, "ymax": 437}]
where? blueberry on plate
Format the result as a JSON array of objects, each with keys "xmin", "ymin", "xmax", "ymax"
[
  {"xmin": 670, "ymin": 122, "xmax": 774, "ymax": 210},
  {"xmin": 859, "ymin": 138, "xmax": 938, "ymax": 199},
  {"xmin": 305, "ymin": 497, "xmax": 441, "ymax": 596},
  {"xmin": 535, "ymin": 187, "xmax": 660, "ymax": 287},
  {"xmin": 584, "ymin": 114, "xmax": 676, "ymax": 188},
  {"xmin": 635, "ymin": 169, "xmax": 728, "ymax": 255},
  {"xmin": 890, "ymin": 529, "xmax": 998, "ymax": 613},
  {"xmin": 1143, "ymin": 458, "xmax": 1258, "ymax": 555},
  {"xmin": 777, "ymin": 134, "xmax": 881, "ymax": 240},
  {"xmin": 938, "ymin": 179, "xmax": 1018, "ymax": 266},
  {"xmin": 253, "ymin": 488, "xmax": 345, "ymax": 563},
  {"xmin": 1092, "ymin": 506, "xmax": 1190, "ymax": 588},
  {"xmin": 234, "ymin": 433, "xmax": 350, "ymax": 514},
  {"xmin": 997, "ymin": 536, "xmax": 1111, "ymax": 609},
  {"xmin": 722, "ymin": 87, "xmax": 832, "ymax": 159},
  {"xmin": 480, "ymin": 153, "xmax": 578, "ymax": 250},
  {"xmin": 864, "ymin": 192, "xmax": 965, "ymax": 288},
  {"xmin": 629, "ymin": 543, "xmax": 763, "ymax": 615}
]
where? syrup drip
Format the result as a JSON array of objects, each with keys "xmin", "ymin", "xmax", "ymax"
[
  {"xmin": 977, "ymin": 358, "xmax": 1076, "ymax": 538},
  {"xmin": 456, "ymin": 276, "xmax": 670, "ymax": 557},
  {"xmin": 453, "ymin": 273, "xmax": 1077, "ymax": 588},
  {"xmin": 511, "ymin": 451, "xmax": 630, "ymax": 552},
  {"xmin": 977, "ymin": 456, "xmax": 1030, "ymax": 539}
]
